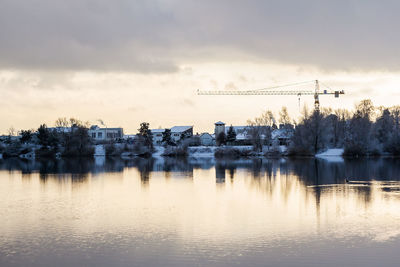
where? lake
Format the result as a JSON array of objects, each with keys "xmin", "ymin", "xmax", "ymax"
[{"xmin": 2, "ymin": 156, "xmax": 400, "ymax": 266}]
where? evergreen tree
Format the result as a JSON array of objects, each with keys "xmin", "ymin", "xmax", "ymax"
[
  {"xmin": 226, "ymin": 125, "xmax": 237, "ymax": 145},
  {"xmin": 138, "ymin": 122, "xmax": 153, "ymax": 149},
  {"xmin": 37, "ymin": 124, "xmax": 50, "ymax": 147},
  {"xmin": 20, "ymin": 130, "xmax": 33, "ymax": 144},
  {"xmin": 162, "ymin": 129, "xmax": 174, "ymax": 146}
]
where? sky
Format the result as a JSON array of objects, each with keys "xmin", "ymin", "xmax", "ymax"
[{"xmin": 1, "ymin": 0, "xmax": 400, "ymax": 134}]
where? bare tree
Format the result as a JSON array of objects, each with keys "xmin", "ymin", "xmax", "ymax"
[
  {"xmin": 55, "ymin": 117, "xmax": 69, "ymax": 128},
  {"xmin": 7, "ymin": 126, "xmax": 16, "ymax": 136},
  {"xmin": 278, "ymin": 107, "xmax": 291, "ymax": 126}
]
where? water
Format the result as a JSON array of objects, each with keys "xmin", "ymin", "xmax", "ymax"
[{"xmin": 2, "ymin": 157, "xmax": 400, "ymax": 266}]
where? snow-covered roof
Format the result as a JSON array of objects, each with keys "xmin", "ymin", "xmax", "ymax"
[
  {"xmin": 151, "ymin": 129, "xmax": 166, "ymax": 133},
  {"xmin": 236, "ymin": 133, "xmax": 249, "ymax": 140},
  {"xmin": 171, "ymin": 126, "xmax": 193, "ymax": 133},
  {"xmin": 271, "ymin": 128, "xmax": 293, "ymax": 139},
  {"xmin": 225, "ymin": 126, "xmax": 248, "ymax": 134},
  {"xmin": 200, "ymin": 132, "xmax": 213, "ymax": 138},
  {"xmin": 215, "ymin": 121, "xmax": 225, "ymax": 125}
]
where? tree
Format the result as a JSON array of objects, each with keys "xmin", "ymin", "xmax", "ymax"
[
  {"xmin": 138, "ymin": 122, "xmax": 153, "ymax": 149},
  {"xmin": 344, "ymin": 100, "xmax": 374, "ymax": 156},
  {"xmin": 355, "ymin": 99, "xmax": 375, "ymax": 121},
  {"xmin": 279, "ymin": 107, "xmax": 291, "ymax": 126},
  {"xmin": 59, "ymin": 118, "xmax": 92, "ymax": 157},
  {"xmin": 162, "ymin": 129, "xmax": 174, "ymax": 146},
  {"xmin": 216, "ymin": 132, "xmax": 226, "ymax": 146},
  {"xmin": 55, "ymin": 117, "xmax": 69, "ymax": 128},
  {"xmin": 246, "ymin": 125, "xmax": 263, "ymax": 152},
  {"xmin": 37, "ymin": 124, "xmax": 50, "ymax": 147},
  {"xmin": 226, "ymin": 125, "xmax": 237, "ymax": 145},
  {"xmin": 247, "ymin": 110, "xmax": 274, "ymax": 151},
  {"xmin": 289, "ymin": 110, "xmax": 330, "ymax": 155},
  {"xmin": 7, "ymin": 127, "xmax": 16, "ymax": 136},
  {"xmin": 374, "ymin": 109, "xmax": 393, "ymax": 146},
  {"xmin": 20, "ymin": 130, "xmax": 33, "ymax": 144}
]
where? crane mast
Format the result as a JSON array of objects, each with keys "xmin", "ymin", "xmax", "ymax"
[{"xmin": 197, "ymin": 80, "xmax": 344, "ymax": 112}]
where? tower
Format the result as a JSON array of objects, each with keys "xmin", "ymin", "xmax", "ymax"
[{"xmin": 214, "ymin": 121, "xmax": 225, "ymax": 137}]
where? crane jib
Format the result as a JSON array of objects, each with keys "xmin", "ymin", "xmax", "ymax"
[{"xmin": 196, "ymin": 80, "xmax": 345, "ymax": 112}]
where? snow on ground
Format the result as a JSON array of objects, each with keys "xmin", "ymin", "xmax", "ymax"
[
  {"xmin": 189, "ymin": 146, "xmax": 216, "ymax": 158},
  {"xmin": 316, "ymin": 148, "xmax": 344, "ymax": 162}
]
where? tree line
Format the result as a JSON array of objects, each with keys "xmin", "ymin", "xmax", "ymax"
[{"xmin": 290, "ymin": 99, "xmax": 400, "ymax": 156}]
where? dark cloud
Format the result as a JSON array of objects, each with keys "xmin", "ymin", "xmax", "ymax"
[{"xmin": 0, "ymin": 0, "xmax": 399, "ymax": 72}]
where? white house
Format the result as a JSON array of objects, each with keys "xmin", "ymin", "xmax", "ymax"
[
  {"xmin": 88, "ymin": 125, "xmax": 124, "ymax": 141},
  {"xmin": 170, "ymin": 126, "xmax": 193, "ymax": 143},
  {"xmin": 200, "ymin": 133, "xmax": 214, "ymax": 146},
  {"xmin": 151, "ymin": 129, "xmax": 166, "ymax": 145}
]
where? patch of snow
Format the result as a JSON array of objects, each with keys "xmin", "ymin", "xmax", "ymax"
[
  {"xmin": 189, "ymin": 146, "xmax": 216, "ymax": 158},
  {"xmin": 317, "ymin": 148, "xmax": 344, "ymax": 157},
  {"xmin": 316, "ymin": 148, "xmax": 344, "ymax": 162}
]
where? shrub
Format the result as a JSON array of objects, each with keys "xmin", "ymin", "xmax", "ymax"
[
  {"xmin": 162, "ymin": 144, "xmax": 189, "ymax": 157},
  {"xmin": 214, "ymin": 147, "xmax": 253, "ymax": 158}
]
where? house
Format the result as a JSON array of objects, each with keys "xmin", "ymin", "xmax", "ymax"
[
  {"xmin": 200, "ymin": 133, "xmax": 214, "ymax": 146},
  {"xmin": 170, "ymin": 126, "xmax": 193, "ymax": 143},
  {"xmin": 88, "ymin": 125, "xmax": 124, "ymax": 141},
  {"xmin": 151, "ymin": 129, "xmax": 166, "ymax": 145},
  {"xmin": 271, "ymin": 127, "xmax": 294, "ymax": 146},
  {"xmin": 223, "ymin": 125, "xmax": 252, "ymax": 145}
]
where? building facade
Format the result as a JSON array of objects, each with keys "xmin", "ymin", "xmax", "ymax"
[
  {"xmin": 151, "ymin": 129, "xmax": 166, "ymax": 145},
  {"xmin": 89, "ymin": 125, "xmax": 124, "ymax": 141},
  {"xmin": 170, "ymin": 126, "xmax": 193, "ymax": 143},
  {"xmin": 200, "ymin": 133, "xmax": 214, "ymax": 146}
]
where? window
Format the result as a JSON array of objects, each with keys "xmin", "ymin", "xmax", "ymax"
[
  {"xmin": 98, "ymin": 132, "xmax": 103, "ymax": 138},
  {"xmin": 92, "ymin": 133, "xmax": 96, "ymax": 138}
]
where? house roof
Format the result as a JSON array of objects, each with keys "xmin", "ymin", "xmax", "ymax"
[
  {"xmin": 224, "ymin": 126, "xmax": 248, "ymax": 134},
  {"xmin": 151, "ymin": 129, "xmax": 166, "ymax": 133},
  {"xmin": 271, "ymin": 128, "xmax": 293, "ymax": 139},
  {"xmin": 171, "ymin": 126, "xmax": 193, "ymax": 133},
  {"xmin": 215, "ymin": 121, "xmax": 225, "ymax": 125},
  {"xmin": 200, "ymin": 132, "xmax": 213, "ymax": 138}
]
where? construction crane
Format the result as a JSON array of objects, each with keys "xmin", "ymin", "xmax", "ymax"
[{"xmin": 197, "ymin": 80, "xmax": 344, "ymax": 112}]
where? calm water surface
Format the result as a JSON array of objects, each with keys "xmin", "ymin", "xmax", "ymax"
[{"xmin": 2, "ymin": 157, "xmax": 400, "ymax": 266}]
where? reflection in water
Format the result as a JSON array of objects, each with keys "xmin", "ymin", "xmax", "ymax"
[{"xmin": 2, "ymin": 157, "xmax": 400, "ymax": 266}]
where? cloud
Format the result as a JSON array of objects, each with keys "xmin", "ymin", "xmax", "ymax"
[{"xmin": 1, "ymin": 0, "xmax": 400, "ymax": 72}]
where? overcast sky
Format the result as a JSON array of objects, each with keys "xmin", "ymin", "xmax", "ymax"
[{"xmin": 0, "ymin": 0, "xmax": 399, "ymax": 133}]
